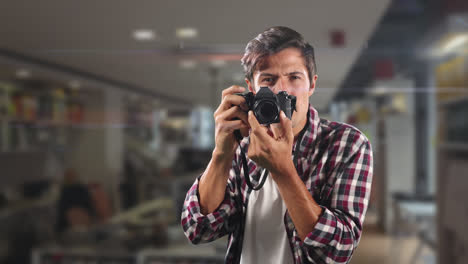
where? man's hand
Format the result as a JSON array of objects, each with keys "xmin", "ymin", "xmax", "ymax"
[
  {"xmin": 248, "ymin": 110, "xmax": 324, "ymax": 241},
  {"xmin": 213, "ymin": 85, "xmax": 250, "ymax": 161},
  {"xmin": 247, "ymin": 110, "xmax": 295, "ymax": 176},
  {"xmin": 199, "ymin": 85, "xmax": 249, "ymax": 214}
]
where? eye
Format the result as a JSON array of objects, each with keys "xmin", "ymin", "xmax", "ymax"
[
  {"xmin": 262, "ymin": 77, "xmax": 273, "ymax": 83},
  {"xmin": 290, "ymin": 75, "xmax": 301, "ymax": 80}
]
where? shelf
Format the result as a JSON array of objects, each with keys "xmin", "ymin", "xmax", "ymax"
[
  {"xmin": 439, "ymin": 142, "xmax": 468, "ymax": 151},
  {"xmin": 438, "ymin": 95, "xmax": 468, "ymax": 108},
  {"xmin": 0, "ymin": 117, "xmax": 79, "ymax": 127}
]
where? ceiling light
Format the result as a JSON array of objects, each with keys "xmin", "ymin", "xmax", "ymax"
[
  {"xmin": 180, "ymin": 59, "xmax": 197, "ymax": 69},
  {"xmin": 442, "ymin": 33, "xmax": 468, "ymax": 53},
  {"xmin": 370, "ymin": 86, "xmax": 388, "ymax": 97},
  {"xmin": 176, "ymin": 27, "xmax": 198, "ymax": 39},
  {"xmin": 211, "ymin": 60, "xmax": 226, "ymax": 68},
  {"xmin": 133, "ymin": 29, "xmax": 156, "ymax": 41},
  {"xmin": 431, "ymin": 33, "xmax": 468, "ymax": 57},
  {"xmin": 16, "ymin": 69, "xmax": 31, "ymax": 79},
  {"xmin": 68, "ymin": 80, "xmax": 81, "ymax": 90}
]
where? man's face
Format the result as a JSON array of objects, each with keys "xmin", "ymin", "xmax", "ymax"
[{"xmin": 246, "ymin": 47, "xmax": 318, "ymax": 136}]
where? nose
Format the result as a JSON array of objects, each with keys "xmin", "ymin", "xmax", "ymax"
[{"xmin": 271, "ymin": 77, "xmax": 289, "ymax": 94}]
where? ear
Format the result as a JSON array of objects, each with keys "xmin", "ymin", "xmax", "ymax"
[
  {"xmin": 246, "ymin": 78, "xmax": 256, "ymax": 94},
  {"xmin": 308, "ymin": 75, "xmax": 318, "ymax": 96}
]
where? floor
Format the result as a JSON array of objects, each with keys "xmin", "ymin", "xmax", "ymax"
[{"xmin": 350, "ymin": 213, "xmax": 436, "ymax": 264}]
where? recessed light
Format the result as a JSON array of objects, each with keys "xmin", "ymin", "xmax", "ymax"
[
  {"xmin": 16, "ymin": 69, "xmax": 31, "ymax": 79},
  {"xmin": 176, "ymin": 27, "xmax": 198, "ymax": 39},
  {"xmin": 180, "ymin": 59, "xmax": 197, "ymax": 69},
  {"xmin": 69, "ymin": 80, "xmax": 81, "ymax": 90},
  {"xmin": 211, "ymin": 60, "xmax": 226, "ymax": 68},
  {"xmin": 133, "ymin": 29, "xmax": 156, "ymax": 41}
]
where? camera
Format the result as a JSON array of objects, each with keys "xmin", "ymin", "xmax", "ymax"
[{"xmin": 237, "ymin": 87, "xmax": 296, "ymax": 125}]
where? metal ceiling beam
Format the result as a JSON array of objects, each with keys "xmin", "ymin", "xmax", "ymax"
[{"xmin": 0, "ymin": 48, "xmax": 193, "ymax": 106}]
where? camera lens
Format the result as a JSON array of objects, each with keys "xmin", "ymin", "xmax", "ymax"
[{"xmin": 255, "ymin": 100, "xmax": 279, "ymax": 124}]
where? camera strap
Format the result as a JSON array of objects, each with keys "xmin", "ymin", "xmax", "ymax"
[{"xmin": 235, "ymin": 127, "xmax": 306, "ymax": 191}]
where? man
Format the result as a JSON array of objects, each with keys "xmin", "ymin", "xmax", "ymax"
[{"xmin": 181, "ymin": 26, "xmax": 373, "ymax": 264}]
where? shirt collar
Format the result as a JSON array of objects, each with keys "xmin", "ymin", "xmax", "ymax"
[{"xmin": 294, "ymin": 104, "xmax": 320, "ymax": 158}]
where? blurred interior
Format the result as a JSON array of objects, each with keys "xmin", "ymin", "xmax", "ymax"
[{"xmin": 1, "ymin": 0, "xmax": 468, "ymax": 263}]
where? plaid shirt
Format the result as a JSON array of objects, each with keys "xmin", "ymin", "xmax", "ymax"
[{"xmin": 181, "ymin": 105, "xmax": 373, "ymax": 263}]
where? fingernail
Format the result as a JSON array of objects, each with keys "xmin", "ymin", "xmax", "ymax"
[{"xmin": 281, "ymin": 111, "xmax": 285, "ymax": 117}]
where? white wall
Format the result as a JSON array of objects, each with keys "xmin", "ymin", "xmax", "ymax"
[
  {"xmin": 66, "ymin": 90, "xmax": 106, "ymax": 183},
  {"xmin": 384, "ymin": 113, "xmax": 416, "ymax": 232},
  {"xmin": 65, "ymin": 87, "xmax": 124, "ymax": 210}
]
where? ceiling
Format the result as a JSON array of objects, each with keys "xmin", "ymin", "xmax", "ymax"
[
  {"xmin": 336, "ymin": 0, "xmax": 435, "ymax": 101},
  {"xmin": 0, "ymin": 0, "xmax": 390, "ymax": 111}
]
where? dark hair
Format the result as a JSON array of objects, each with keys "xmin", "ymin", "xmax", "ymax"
[{"xmin": 241, "ymin": 26, "xmax": 317, "ymax": 83}]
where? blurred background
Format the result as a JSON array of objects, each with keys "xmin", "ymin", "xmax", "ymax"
[{"xmin": 0, "ymin": 0, "xmax": 467, "ymax": 263}]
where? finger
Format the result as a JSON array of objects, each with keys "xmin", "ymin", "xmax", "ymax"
[
  {"xmin": 221, "ymin": 85, "xmax": 246, "ymax": 100},
  {"xmin": 217, "ymin": 105, "xmax": 249, "ymax": 125},
  {"xmin": 234, "ymin": 109, "xmax": 249, "ymax": 125},
  {"xmin": 218, "ymin": 94, "xmax": 248, "ymax": 112},
  {"xmin": 270, "ymin": 123, "xmax": 283, "ymax": 140},
  {"xmin": 248, "ymin": 111, "xmax": 273, "ymax": 144},
  {"xmin": 248, "ymin": 130, "xmax": 270, "ymax": 166},
  {"xmin": 248, "ymin": 111, "xmax": 261, "ymax": 130},
  {"xmin": 218, "ymin": 120, "xmax": 249, "ymax": 133},
  {"xmin": 240, "ymin": 126, "xmax": 249, "ymax": 138}
]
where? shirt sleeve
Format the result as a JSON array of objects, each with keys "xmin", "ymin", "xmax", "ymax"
[
  {"xmin": 180, "ymin": 160, "xmax": 241, "ymax": 244},
  {"xmin": 301, "ymin": 133, "xmax": 373, "ymax": 263}
]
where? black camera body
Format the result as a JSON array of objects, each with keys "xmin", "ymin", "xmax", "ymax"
[{"xmin": 237, "ymin": 87, "xmax": 296, "ymax": 125}]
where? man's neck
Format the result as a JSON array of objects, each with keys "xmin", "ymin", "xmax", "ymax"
[{"xmin": 293, "ymin": 117, "xmax": 308, "ymax": 143}]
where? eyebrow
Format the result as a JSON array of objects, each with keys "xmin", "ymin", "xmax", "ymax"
[
  {"xmin": 286, "ymin": 71, "xmax": 305, "ymax": 76},
  {"xmin": 259, "ymin": 71, "xmax": 305, "ymax": 77},
  {"xmin": 259, "ymin": 73, "xmax": 276, "ymax": 77}
]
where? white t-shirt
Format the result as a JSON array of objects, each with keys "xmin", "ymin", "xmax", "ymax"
[{"xmin": 240, "ymin": 171, "xmax": 294, "ymax": 264}]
